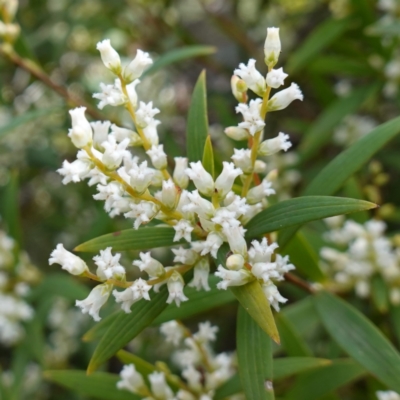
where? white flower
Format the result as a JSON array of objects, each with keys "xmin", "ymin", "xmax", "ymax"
[
  {"xmin": 101, "ymin": 136, "xmax": 130, "ymax": 169},
  {"xmin": 267, "ymin": 83, "xmax": 303, "ymax": 111},
  {"xmin": 148, "ymin": 372, "xmax": 174, "ymax": 400},
  {"xmin": 167, "ymin": 271, "xmax": 188, "ymax": 307},
  {"xmin": 248, "ymin": 238, "xmax": 279, "ymax": 264},
  {"xmin": 57, "ymin": 159, "xmax": 91, "ymax": 184},
  {"xmin": 236, "ymin": 99, "xmax": 265, "ymax": 136},
  {"xmin": 135, "ymin": 101, "xmax": 160, "ymax": 128},
  {"xmin": 113, "ymin": 278, "xmax": 151, "ymax": 313},
  {"xmin": 174, "ymin": 220, "xmax": 194, "ymax": 242},
  {"xmin": 234, "ymin": 59, "xmax": 266, "ymax": 96},
  {"xmin": 224, "ymin": 225, "xmax": 247, "ymax": 256},
  {"xmin": 215, "ymin": 162, "xmax": 242, "ymax": 198},
  {"xmin": 258, "ymin": 132, "xmax": 292, "ymax": 156},
  {"xmin": 172, "ymin": 247, "xmax": 198, "ymax": 265},
  {"xmin": 122, "ymin": 160, "xmax": 154, "ymax": 195},
  {"xmin": 376, "ymin": 391, "xmax": 400, "ymax": 400},
  {"xmin": 215, "ymin": 265, "xmax": 252, "ymax": 289},
  {"xmin": 93, "ymin": 181, "xmax": 124, "ymax": 214},
  {"xmin": 146, "ymin": 144, "xmax": 167, "ymax": 170},
  {"xmin": 275, "ymin": 254, "xmax": 295, "ymax": 278},
  {"xmin": 224, "ymin": 126, "xmax": 249, "ymax": 141},
  {"xmin": 182, "ymin": 366, "xmax": 202, "ymax": 392},
  {"xmin": 125, "ymin": 79, "xmax": 141, "ymax": 108},
  {"xmin": 266, "ymin": 67, "xmax": 288, "ymax": 88},
  {"xmin": 264, "ymin": 27, "xmax": 281, "ymax": 67},
  {"xmin": 68, "ymin": 107, "xmax": 93, "ymax": 148},
  {"xmin": 211, "ymin": 208, "xmax": 241, "ymax": 230},
  {"xmin": 173, "ymin": 157, "xmax": 189, "ymax": 189},
  {"xmin": 160, "ymin": 320, "xmax": 185, "ymax": 346},
  {"xmin": 183, "ymin": 190, "xmax": 215, "ymax": 219},
  {"xmin": 226, "ymin": 254, "xmax": 245, "ymax": 270},
  {"xmin": 49, "ymin": 244, "xmax": 88, "ymax": 275},
  {"xmin": 133, "ymin": 252, "xmax": 165, "ymax": 278},
  {"xmin": 185, "ymin": 161, "xmax": 215, "ymax": 197},
  {"xmin": 75, "ymin": 283, "xmax": 112, "ymax": 321},
  {"xmin": 231, "ymin": 148, "xmax": 252, "ymax": 173},
  {"xmin": 124, "ymin": 201, "xmax": 159, "ymax": 229},
  {"xmin": 188, "ymin": 258, "xmax": 210, "ymax": 291},
  {"xmin": 93, "ymin": 247, "xmax": 126, "ymax": 280},
  {"xmin": 251, "ymin": 261, "xmax": 278, "ymax": 282},
  {"xmin": 117, "ymin": 364, "xmax": 146, "ymax": 394},
  {"xmin": 193, "ymin": 321, "xmax": 218, "ymax": 343},
  {"xmin": 246, "ymin": 179, "xmax": 275, "ymax": 204},
  {"xmin": 192, "ymin": 232, "xmax": 224, "ymax": 258},
  {"xmin": 110, "ymin": 124, "xmax": 142, "ymax": 146},
  {"xmin": 143, "ymin": 119, "xmax": 160, "ymax": 146},
  {"xmin": 224, "ymin": 192, "xmax": 250, "ymax": 217},
  {"xmin": 160, "ymin": 179, "xmax": 180, "ymax": 210},
  {"xmin": 262, "ymin": 281, "xmax": 287, "ymax": 312},
  {"xmin": 91, "ymin": 121, "xmax": 111, "ymax": 149},
  {"xmin": 123, "ymin": 49, "xmax": 153, "ymax": 82},
  {"xmin": 93, "ymin": 80, "xmax": 126, "ymax": 109},
  {"xmin": 96, "ymin": 39, "xmax": 121, "ymax": 73}
]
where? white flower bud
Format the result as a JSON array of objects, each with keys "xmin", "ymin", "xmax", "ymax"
[
  {"xmin": 0, "ymin": 21, "xmax": 20, "ymax": 39},
  {"xmin": 254, "ymin": 160, "xmax": 267, "ymax": 173},
  {"xmin": 224, "ymin": 226, "xmax": 247, "ymax": 256},
  {"xmin": 117, "ymin": 364, "xmax": 147, "ymax": 394},
  {"xmin": 167, "ymin": 271, "xmax": 188, "ymax": 307},
  {"xmin": 123, "ymin": 49, "xmax": 153, "ymax": 82},
  {"xmin": 161, "ymin": 179, "xmax": 180, "ymax": 210},
  {"xmin": 258, "ymin": 132, "xmax": 292, "ymax": 156},
  {"xmin": 146, "ymin": 144, "xmax": 167, "ymax": 170},
  {"xmin": 68, "ymin": 107, "xmax": 93, "ymax": 148},
  {"xmin": 215, "ymin": 162, "xmax": 243, "ymax": 199},
  {"xmin": 125, "ymin": 79, "xmax": 140, "ymax": 108},
  {"xmin": 173, "ymin": 157, "xmax": 189, "ymax": 189},
  {"xmin": 264, "ymin": 27, "xmax": 281, "ymax": 68},
  {"xmin": 231, "ymin": 75, "xmax": 247, "ymax": 102},
  {"xmin": 49, "ymin": 244, "xmax": 89, "ymax": 275},
  {"xmin": 185, "ymin": 161, "xmax": 215, "ymax": 197},
  {"xmin": 247, "ymin": 179, "xmax": 275, "ymax": 204},
  {"xmin": 224, "ymin": 126, "xmax": 249, "ymax": 141},
  {"xmin": 91, "ymin": 121, "xmax": 111, "ymax": 149},
  {"xmin": 96, "ymin": 39, "xmax": 121, "ymax": 73},
  {"xmin": 266, "ymin": 67, "xmax": 288, "ymax": 89},
  {"xmin": 75, "ymin": 283, "xmax": 112, "ymax": 321},
  {"xmin": 267, "ymin": 83, "xmax": 303, "ymax": 111},
  {"xmin": 226, "ymin": 254, "xmax": 245, "ymax": 270}
]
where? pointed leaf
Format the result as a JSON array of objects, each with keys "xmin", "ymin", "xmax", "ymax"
[
  {"xmin": 74, "ymin": 226, "xmax": 177, "ymax": 252},
  {"xmin": 237, "ymin": 305, "xmax": 275, "ymax": 400},
  {"xmin": 202, "ymin": 135, "xmax": 215, "ymax": 178},
  {"xmin": 44, "ymin": 370, "xmax": 138, "ymax": 400},
  {"xmin": 314, "ymin": 291, "xmax": 400, "ymax": 392},
  {"xmin": 245, "ymin": 196, "xmax": 376, "ymax": 239},
  {"xmin": 187, "ymin": 70, "xmax": 209, "ymax": 162}
]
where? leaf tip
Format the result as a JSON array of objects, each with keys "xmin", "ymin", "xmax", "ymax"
[{"xmin": 86, "ymin": 361, "xmax": 98, "ymax": 375}]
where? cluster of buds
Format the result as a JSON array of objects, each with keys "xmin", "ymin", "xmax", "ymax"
[
  {"xmin": 50, "ymin": 27, "xmax": 300, "ymax": 321},
  {"xmin": 320, "ymin": 215, "xmax": 400, "ymax": 304},
  {"xmin": 0, "ymin": 0, "xmax": 20, "ymax": 42},
  {"xmin": 117, "ymin": 320, "xmax": 236, "ymax": 400}
]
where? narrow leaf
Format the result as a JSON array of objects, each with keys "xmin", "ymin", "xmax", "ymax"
[
  {"xmin": 314, "ymin": 291, "xmax": 400, "ymax": 392},
  {"xmin": 44, "ymin": 370, "xmax": 138, "ymax": 400},
  {"xmin": 214, "ymin": 375, "xmax": 242, "ymax": 400},
  {"xmin": 83, "ymin": 311, "xmax": 120, "ymax": 342},
  {"xmin": 273, "ymin": 357, "xmax": 332, "ymax": 380},
  {"xmin": 371, "ymin": 274, "xmax": 389, "ymax": 313},
  {"xmin": 237, "ymin": 306, "xmax": 275, "ymax": 400},
  {"xmin": 75, "ymin": 226, "xmax": 177, "ymax": 252},
  {"xmin": 187, "ymin": 70, "xmax": 209, "ymax": 162},
  {"xmin": 202, "ymin": 135, "xmax": 215, "ymax": 178},
  {"xmin": 245, "ymin": 196, "xmax": 376, "ymax": 239}
]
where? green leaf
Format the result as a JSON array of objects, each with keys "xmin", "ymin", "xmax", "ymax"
[
  {"xmin": 74, "ymin": 226, "xmax": 177, "ymax": 252},
  {"xmin": 284, "ymin": 232, "xmax": 326, "ymax": 282},
  {"xmin": 245, "ymin": 196, "xmax": 376, "ymax": 239},
  {"xmin": 87, "ymin": 286, "xmax": 169, "ymax": 373},
  {"xmin": 287, "ymin": 18, "xmax": 351, "ymax": 73},
  {"xmin": 202, "ymin": 135, "xmax": 215, "ymax": 178},
  {"xmin": 284, "ymin": 359, "xmax": 365, "ymax": 400},
  {"xmin": 342, "ymin": 176, "xmax": 369, "ymax": 223},
  {"xmin": 83, "ymin": 311, "xmax": 120, "ymax": 342},
  {"xmin": 187, "ymin": 70, "xmax": 209, "ymax": 162},
  {"xmin": 390, "ymin": 304, "xmax": 400, "ymax": 345},
  {"xmin": 314, "ymin": 291, "xmax": 400, "ymax": 392},
  {"xmin": 44, "ymin": 370, "xmax": 138, "ymax": 400},
  {"xmin": 237, "ymin": 305, "xmax": 275, "ymax": 400},
  {"xmin": 214, "ymin": 375, "xmax": 243, "ymax": 400},
  {"xmin": 371, "ymin": 274, "xmax": 389, "ymax": 313},
  {"xmin": 298, "ymin": 84, "xmax": 379, "ymax": 162},
  {"xmin": 273, "ymin": 357, "xmax": 332, "ymax": 380},
  {"xmin": 143, "ymin": 46, "xmax": 216, "ymax": 76}
]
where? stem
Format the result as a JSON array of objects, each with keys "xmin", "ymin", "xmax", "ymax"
[
  {"xmin": 284, "ymin": 272, "xmax": 315, "ymax": 294},
  {"xmin": 83, "ymin": 270, "xmax": 132, "ymax": 288},
  {"xmin": 147, "ymin": 264, "xmax": 192, "ymax": 286}
]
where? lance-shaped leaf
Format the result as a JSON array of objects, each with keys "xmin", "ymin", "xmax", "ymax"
[
  {"xmin": 314, "ymin": 291, "xmax": 400, "ymax": 392},
  {"xmin": 87, "ymin": 286, "xmax": 169, "ymax": 374},
  {"xmin": 74, "ymin": 226, "xmax": 177, "ymax": 252},
  {"xmin": 187, "ymin": 70, "xmax": 209, "ymax": 162},
  {"xmin": 202, "ymin": 135, "xmax": 215, "ymax": 178},
  {"xmin": 245, "ymin": 196, "xmax": 376, "ymax": 239},
  {"xmin": 83, "ymin": 311, "xmax": 120, "ymax": 342},
  {"xmin": 44, "ymin": 370, "xmax": 138, "ymax": 400},
  {"xmin": 279, "ymin": 115, "xmax": 400, "ymax": 248},
  {"xmin": 237, "ymin": 305, "xmax": 275, "ymax": 400}
]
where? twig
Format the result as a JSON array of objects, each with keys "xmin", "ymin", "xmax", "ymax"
[{"xmin": 284, "ymin": 272, "xmax": 316, "ymax": 294}]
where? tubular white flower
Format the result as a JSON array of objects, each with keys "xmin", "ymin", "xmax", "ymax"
[
  {"xmin": 224, "ymin": 126, "xmax": 249, "ymax": 141},
  {"xmin": 211, "ymin": 208, "xmax": 241, "ymax": 230},
  {"xmin": 226, "ymin": 254, "xmax": 245, "ymax": 270},
  {"xmin": 57, "ymin": 159, "xmax": 91, "ymax": 184},
  {"xmin": 215, "ymin": 162, "xmax": 243, "ymax": 198},
  {"xmin": 185, "ymin": 161, "xmax": 215, "ymax": 197},
  {"xmin": 49, "ymin": 244, "xmax": 88, "ymax": 275},
  {"xmin": 224, "ymin": 192, "xmax": 250, "ymax": 217},
  {"xmin": 262, "ymin": 281, "xmax": 287, "ymax": 312},
  {"xmin": 173, "ymin": 219, "xmax": 194, "ymax": 242},
  {"xmin": 160, "ymin": 320, "xmax": 185, "ymax": 346},
  {"xmin": 113, "ymin": 278, "xmax": 151, "ymax": 313},
  {"xmin": 68, "ymin": 107, "xmax": 93, "ymax": 148},
  {"xmin": 173, "ymin": 157, "xmax": 189, "ymax": 189},
  {"xmin": 143, "ymin": 119, "xmax": 160, "ymax": 146},
  {"xmin": 172, "ymin": 247, "xmax": 198, "ymax": 265},
  {"xmin": 251, "ymin": 261, "xmax": 278, "ymax": 282},
  {"xmin": 246, "ymin": 179, "xmax": 275, "ymax": 204},
  {"xmin": 117, "ymin": 364, "xmax": 147, "ymax": 394},
  {"xmin": 133, "ymin": 252, "xmax": 165, "ymax": 278},
  {"xmin": 123, "ymin": 49, "xmax": 153, "ymax": 82},
  {"xmin": 161, "ymin": 179, "xmax": 180, "ymax": 210},
  {"xmin": 267, "ymin": 83, "xmax": 303, "ymax": 111},
  {"xmin": 96, "ymin": 39, "xmax": 121, "ymax": 73},
  {"xmin": 167, "ymin": 271, "xmax": 188, "ymax": 307},
  {"xmin": 188, "ymin": 258, "xmax": 210, "ymax": 291},
  {"xmin": 91, "ymin": 121, "xmax": 111, "ymax": 149},
  {"xmin": 266, "ymin": 67, "xmax": 288, "ymax": 89},
  {"xmin": 125, "ymin": 79, "xmax": 140, "ymax": 108},
  {"xmin": 93, "ymin": 80, "xmax": 126, "ymax": 110},
  {"xmin": 192, "ymin": 232, "xmax": 224, "ymax": 258},
  {"xmin": 135, "ymin": 101, "xmax": 160, "ymax": 128},
  {"xmin": 101, "ymin": 136, "xmax": 130, "ymax": 169},
  {"xmin": 146, "ymin": 144, "xmax": 167, "ymax": 170},
  {"xmin": 215, "ymin": 265, "xmax": 252, "ymax": 289},
  {"xmin": 183, "ymin": 190, "xmax": 215, "ymax": 219},
  {"xmin": 124, "ymin": 201, "xmax": 158, "ymax": 229},
  {"xmin": 110, "ymin": 124, "xmax": 142, "ymax": 146},
  {"xmin": 264, "ymin": 27, "xmax": 281, "ymax": 68},
  {"xmin": 93, "ymin": 247, "xmax": 126, "ymax": 281},
  {"xmin": 75, "ymin": 283, "xmax": 112, "ymax": 321},
  {"xmin": 224, "ymin": 225, "xmax": 247, "ymax": 256},
  {"xmin": 248, "ymin": 238, "xmax": 279, "ymax": 264},
  {"xmin": 123, "ymin": 160, "xmax": 154, "ymax": 194},
  {"xmin": 258, "ymin": 132, "xmax": 292, "ymax": 156},
  {"xmin": 93, "ymin": 182, "xmax": 124, "ymax": 214},
  {"xmin": 234, "ymin": 59, "xmax": 266, "ymax": 97},
  {"xmin": 231, "ymin": 148, "xmax": 252, "ymax": 173},
  {"xmin": 236, "ymin": 99, "xmax": 265, "ymax": 136}
]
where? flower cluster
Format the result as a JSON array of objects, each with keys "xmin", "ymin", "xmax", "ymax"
[
  {"xmin": 320, "ymin": 216, "xmax": 400, "ymax": 304},
  {"xmin": 50, "ymin": 27, "xmax": 299, "ymax": 321},
  {"xmin": 117, "ymin": 320, "xmax": 236, "ymax": 400}
]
